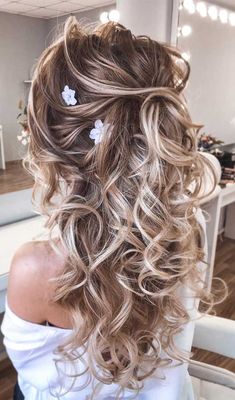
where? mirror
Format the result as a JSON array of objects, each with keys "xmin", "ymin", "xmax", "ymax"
[
  {"xmin": 0, "ymin": 12, "xmax": 44, "ymax": 225},
  {"xmin": 177, "ymin": 0, "xmax": 235, "ymax": 146}
]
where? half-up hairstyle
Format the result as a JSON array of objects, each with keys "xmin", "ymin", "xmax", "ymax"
[{"xmin": 25, "ymin": 16, "xmax": 226, "ymax": 399}]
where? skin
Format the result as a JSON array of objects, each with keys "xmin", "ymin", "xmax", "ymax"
[{"xmin": 7, "ymin": 239, "xmax": 73, "ymax": 329}]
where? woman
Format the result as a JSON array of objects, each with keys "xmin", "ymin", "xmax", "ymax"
[{"xmin": 1, "ymin": 16, "xmax": 223, "ymax": 400}]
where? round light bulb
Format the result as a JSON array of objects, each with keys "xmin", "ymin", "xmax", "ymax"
[
  {"xmin": 100, "ymin": 11, "xmax": 109, "ymax": 23},
  {"xmin": 182, "ymin": 51, "xmax": 191, "ymax": 62},
  {"xmin": 183, "ymin": 0, "xmax": 196, "ymax": 14},
  {"xmin": 208, "ymin": 5, "xmax": 218, "ymax": 21},
  {"xmin": 109, "ymin": 9, "xmax": 120, "ymax": 22},
  {"xmin": 219, "ymin": 9, "xmax": 228, "ymax": 24},
  {"xmin": 196, "ymin": 2, "xmax": 207, "ymax": 18},
  {"xmin": 181, "ymin": 25, "xmax": 192, "ymax": 37},
  {"xmin": 229, "ymin": 12, "xmax": 235, "ymax": 26}
]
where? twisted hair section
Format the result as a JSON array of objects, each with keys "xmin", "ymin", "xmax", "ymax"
[{"xmin": 24, "ymin": 16, "xmax": 227, "ymax": 398}]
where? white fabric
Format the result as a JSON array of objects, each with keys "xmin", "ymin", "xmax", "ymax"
[
  {"xmin": 0, "ymin": 207, "xmax": 207, "ymax": 400},
  {"xmin": 1, "ymin": 299, "xmax": 196, "ymax": 400}
]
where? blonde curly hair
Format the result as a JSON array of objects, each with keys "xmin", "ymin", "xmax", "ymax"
[{"xmin": 24, "ymin": 16, "xmax": 226, "ymax": 399}]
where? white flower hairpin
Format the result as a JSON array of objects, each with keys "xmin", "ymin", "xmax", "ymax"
[
  {"xmin": 17, "ymin": 129, "xmax": 30, "ymax": 146},
  {"xmin": 89, "ymin": 119, "xmax": 113, "ymax": 145},
  {"xmin": 89, "ymin": 120, "xmax": 104, "ymax": 144},
  {"xmin": 62, "ymin": 85, "xmax": 77, "ymax": 106}
]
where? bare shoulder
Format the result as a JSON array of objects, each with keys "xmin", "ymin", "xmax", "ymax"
[{"xmin": 7, "ymin": 239, "xmax": 68, "ymax": 324}]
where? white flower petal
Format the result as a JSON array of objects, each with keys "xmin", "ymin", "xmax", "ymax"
[
  {"xmin": 70, "ymin": 97, "xmax": 77, "ymax": 106},
  {"xmin": 89, "ymin": 120, "xmax": 112, "ymax": 145},
  {"xmin": 89, "ymin": 128, "xmax": 100, "ymax": 139},
  {"xmin": 22, "ymin": 139, "xmax": 27, "ymax": 145},
  {"xmin": 95, "ymin": 134, "xmax": 103, "ymax": 144},
  {"xmin": 17, "ymin": 135, "xmax": 22, "ymax": 141},
  {"xmin": 95, "ymin": 119, "xmax": 103, "ymax": 129},
  {"xmin": 62, "ymin": 93, "xmax": 68, "ymax": 103},
  {"xmin": 62, "ymin": 85, "xmax": 77, "ymax": 106}
]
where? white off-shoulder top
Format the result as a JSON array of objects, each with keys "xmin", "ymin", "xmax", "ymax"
[{"xmin": 0, "ymin": 208, "xmax": 207, "ymax": 400}]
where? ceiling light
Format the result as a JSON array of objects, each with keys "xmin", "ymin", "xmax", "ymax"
[
  {"xmin": 229, "ymin": 12, "xmax": 235, "ymax": 26},
  {"xmin": 181, "ymin": 25, "xmax": 192, "ymax": 36},
  {"xmin": 100, "ymin": 11, "xmax": 109, "ymax": 23},
  {"xmin": 109, "ymin": 9, "xmax": 120, "ymax": 22},
  {"xmin": 219, "ymin": 9, "xmax": 228, "ymax": 24},
  {"xmin": 208, "ymin": 5, "xmax": 218, "ymax": 20},
  {"xmin": 196, "ymin": 2, "xmax": 207, "ymax": 18}
]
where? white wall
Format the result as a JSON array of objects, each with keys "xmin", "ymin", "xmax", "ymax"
[
  {"xmin": 117, "ymin": 0, "xmax": 175, "ymax": 43},
  {"xmin": 178, "ymin": 9, "xmax": 235, "ymax": 145}
]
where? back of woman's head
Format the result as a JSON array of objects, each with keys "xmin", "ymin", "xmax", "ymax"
[{"xmin": 25, "ymin": 16, "xmax": 223, "ymax": 399}]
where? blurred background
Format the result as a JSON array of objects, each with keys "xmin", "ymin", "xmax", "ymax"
[{"xmin": 0, "ymin": 1, "xmax": 234, "ymax": 399}]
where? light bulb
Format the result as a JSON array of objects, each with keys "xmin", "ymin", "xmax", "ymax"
[
  {"xmin": 188, "ymin": 5, "xmax": 196, "ymax": 14},
  {"xmin": 100, "ymin": 11, "xmax": 109, "ymax": 23},
  {"xmin": 109, "ymin": 9, "xmax": 120, "ymax": 22},
  {"xmin": 196, "ymin": 2, "xmax": 207, "ymax": 18},
  {"xmin": 229, "ymin": 12, "xmax": 235, "ymax": 26},
  {"xmin": 183, "ymin": 0, "xmax": 196, "ymax": 14},
  {"xmin": 219, "ymin": 9, "xmax": 228, "ymax": 24},
  {"xmin": 182, "ymin": 51, "xmax": 191, "ymax": 61},
  {"xmin": 181, "ymin": 25, "xmax": 192, "ymax": 37},
  {"xmin": 208, "ymin": 5, "xmax": 218, "ymax": 21}
]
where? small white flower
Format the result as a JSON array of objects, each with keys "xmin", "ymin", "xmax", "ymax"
[
  {"xmin": 17, "ymin": 130, "xmax": 30, "ymax": 145},
  {"xmin": 21, "ymin": 130, "xmax": 28, "ymax": 137},
  {"xmin": 62, "ymin": 85, "xmax": 77, "ymax": 106},
  {"xmin": 89, "ymin": 119, "xmax": 108, "ymax": 145}
]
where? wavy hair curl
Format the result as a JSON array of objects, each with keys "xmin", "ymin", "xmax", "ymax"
[{"xmin": 24, "ymin": 16, "xmax": 226, "ymax": 399}]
